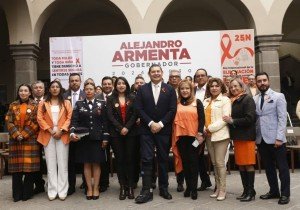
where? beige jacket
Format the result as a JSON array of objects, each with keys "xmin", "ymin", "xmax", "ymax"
[{"xmin": 203, "ymin": 94, "xmax": 231, "ymax": 142}]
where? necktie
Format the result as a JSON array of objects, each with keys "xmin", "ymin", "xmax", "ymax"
[
  {"xmin": 88, "ymin": 101, "xmax": 93, "ymax": 109},
  {"xmin": 154, "ymin": 84, "xmax": 160, "ymax": 104},
  {"xmin": 72, "ymin": 92, "xmax": 78, "ymax": 108},
  {"xmin": 260, "ymin": 92, "xmax": 265, "ymax": 110}
]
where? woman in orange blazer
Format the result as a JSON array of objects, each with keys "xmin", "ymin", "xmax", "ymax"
[{"xmin": 37, "ymin": 80, "xmax": 72, "ymax": 201}]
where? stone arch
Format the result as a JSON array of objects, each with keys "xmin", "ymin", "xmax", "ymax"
[
  {"xmin": 156, "ymin": 0, "xmax": 255, "ymax": 33},
  {"xmin": 36, "ymin": 0, "xmax": 132, "ymax": 81},
  {"xmin": 0, "ymin": 6, "xmax": 14, "ymax": 104}
]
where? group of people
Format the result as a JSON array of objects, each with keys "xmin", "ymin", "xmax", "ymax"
[{"xmin": 5, "ymin": 64, "xmax": 290, "ymax": 205}]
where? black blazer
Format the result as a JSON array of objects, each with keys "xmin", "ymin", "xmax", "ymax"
[
  {"xmin": 106, "ymin": 94, "xmax": 138, "ymax": 137},
  {"xmin": 70, "ymin": 98, "xmax": 109, "ymax": 141},
  {"xmin": 134, "ymin": 82, "xmax": 177, "ymax": 135},
  {"xmin": 229, "ymin": 94, "xmax": 256, "ymax": 141}
]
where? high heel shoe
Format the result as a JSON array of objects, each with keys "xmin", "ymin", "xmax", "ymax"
[
  {"xmin": 240, "ymin": 189, "xmax": 256, "ymax": 202},
  {"xmin": 86, "ymin": 195, "xmax": 93, "ymax": 200},
  {"xmin": 210, "ymin": 190, "xmax": 219, "ymax": 198},
  {"xmin": 217, "ymin": 191, "xmax": 226, "ymax": 201},
  {"xmin": 92, "ymin": 195, "xmax": 99, "ymax": 200}
]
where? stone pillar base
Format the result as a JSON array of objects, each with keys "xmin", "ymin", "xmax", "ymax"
[{"xmin": 9, "ymin": 44, "xmax": 40, "ymax": 94}]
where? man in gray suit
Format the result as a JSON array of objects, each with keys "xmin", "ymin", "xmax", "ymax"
[{"xmin": 254, "ymin": 72, "xmax": 290, "ymax": 205}]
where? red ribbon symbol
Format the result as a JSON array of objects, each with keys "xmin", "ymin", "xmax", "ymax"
[{"xmin": 221, "ymin": 34, "xmax": 254, "ymax": 65}]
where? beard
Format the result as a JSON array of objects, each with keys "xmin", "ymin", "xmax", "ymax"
[{"xmin": 258, "ymin": 84, "xmax": 269, "ymax": 92}]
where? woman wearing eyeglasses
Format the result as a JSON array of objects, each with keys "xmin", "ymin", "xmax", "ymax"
[
  {"xmin": 37, "ymin": 80, "xmax": 72, "ymax": 201},
  {"xmin": 5, "ymin": 84, "xmax": 40, "ymax": 202}
]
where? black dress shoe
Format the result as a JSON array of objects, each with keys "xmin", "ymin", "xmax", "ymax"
[
  {"xmin": 159, "ymin": 190, "xmax": 172, "ymax": 200},
  {"xmin": 177, "ymin": 183, "xmax": 184, "ymax": 192},
  {"xmin": 259, "ymin": 192, "xmax": 280, "ymax": 200},
  {"xmin": 100, "ymin": 186, "xmax": 108, "ymax": 192},
  {"xmin": 67, "ymin": 188, "xmax": 75, "ymax": 196},
  {"xmin": 127, "ymin": 187, "xmax": 135, "ymax": 199},
  {"xmin": 34, "ymin": 187, "xmax": 45, "ymax": 195},
  {"xmin": 13, "ymin": 197, "xmax": 22, "ymax": 202},
  {"xmin": 197, "ymin": 182, "xmax": 212, "ymax": 191},
  {"xmin": 135, "ymin": 190, "xmax": 153, "ymax": 204},
  {"xmin": 184, "ymin": 189, "xmax": 191, "ymax": 197},
  {"xmin": 119, "ymin": 186, "xmax": 126, "ymax": 200},
  {"xmin": 191, "ymin": 190, "xmax": 198, "ymax": 200},
  {"xmin": 278, "ymin": 196, "xmax": 290, "ymax": 205}
]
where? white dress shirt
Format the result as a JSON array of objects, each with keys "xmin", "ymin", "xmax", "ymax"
[{"xmin": 195, "ymin": 83, "xmax": 207, "ymax": 102}]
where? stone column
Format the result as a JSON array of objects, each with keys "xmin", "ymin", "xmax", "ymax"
[
  {"xmin": 255, "ymin": 34, "xmax": 282, "ymax": 92},
  {"xmin": 9, "ymin": 44, "xmax": 40, "ymax": 93}
]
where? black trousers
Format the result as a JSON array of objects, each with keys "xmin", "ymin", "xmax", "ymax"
[
  {"xmin": 111, "ymin": 135, "xmax": 138, "ymax": 187},
  {"xmin": 258, "ymin": 139, "xmax": 290, "ymax": 197},
  {"xmin": 68, "ymin": 141, "xmax": 77, "ymax": 191},
  {"xmin": 100, "ymin": 145, "xmax": 110, "ymax": 188},
  {"xmin": 176, "ymin": 171, "xmax": 184, "ymax": 185},
  {"xmin": 177, "ymin": 136, "xmax": 200, "ymax": 191},
  {"xmin": 12, "ymin": 172, "xmax": 34, "ymax": 201},
  {"xmin": 140, "ymin": 134, "xmax": 170, "ymax": 190},
  {"xmin": 198, "ymin": 143, "xmax": 211, "ymax": 184},
  {"xmin": 134, "ymin": 135, "xmax": 141, "ymax": 184},
  {"xmin": 33, "ymin": 145, "xmax": 45, "ymax": 189}
]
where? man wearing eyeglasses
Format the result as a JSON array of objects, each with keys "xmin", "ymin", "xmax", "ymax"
[
  {"xmin": 168, "ymin": 70, "xmax": 181, "ymax": 97},
  {"xmin": 168, "ymin": 69, "xmax": 185, "ymax": 192},
  {"xmin": 194, "ymin": 68, "xmax": 213, "ymax": 191}
]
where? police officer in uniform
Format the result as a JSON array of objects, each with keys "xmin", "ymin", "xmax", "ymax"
[{"xmin": 70, "ymin": 82, "xmax": 109, "ymax": 200}]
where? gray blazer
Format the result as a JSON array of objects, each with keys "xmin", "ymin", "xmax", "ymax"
[{"xmin": 254, "ymin": 88, "xmax": 287, "ymax": 144}]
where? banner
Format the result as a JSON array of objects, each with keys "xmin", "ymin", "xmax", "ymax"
[
  {"xmin": 50, "ymin": 29, "xmax": 255, "ymax": 88},
  {"xmin": 220, "ymin": 30, "xmax": 255, "ymax": 83}
]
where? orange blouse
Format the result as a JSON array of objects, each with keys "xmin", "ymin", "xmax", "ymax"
[
  {"xmin": 172, "ymin": 100, "xmax": 199, "ymax": 173},
  {"xmin": 19, "ymin": 103, "xmax": 27, "ymax": 129},
  {"xmin": 205, "ymin": 102, "xmax": 212, "ymax": 136}
]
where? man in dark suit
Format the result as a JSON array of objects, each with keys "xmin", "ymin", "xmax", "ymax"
[
  {"xmin": 135, "ymin": 64, "xmax": 177, "ymax": 204},
  {"xmin": 254, "ymin": 72, "xmax": 290, "ymax": 205},
  {"xmin": 31, "ymin": 81, "xmax": 46, "ymax": 194},
  {"xmin": 194, "ymin": 69, "xmax": 212, "ymax": 191},
  {"xmin": 63, "ymin": 73, "xmax": 86, "ymax": 195},
  {"xmin": 96, "ymin": 76, "xmax": 113, "ymax": 192}
]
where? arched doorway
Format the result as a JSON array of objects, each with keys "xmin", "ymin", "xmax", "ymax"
[
  {"xmin": 280, "ymin": 0, "xmax": 300, "ymax": 121},
  {"xmin": 157, "ymin": 0, "xmax": 255, "ymax": 32},
  {"xmin": 37, "ymin": 0, "xmax": 131, "ymax": 84},
  {"xmin": 0, "ymin": 7, "xmax": 13, "ymax": 104}
]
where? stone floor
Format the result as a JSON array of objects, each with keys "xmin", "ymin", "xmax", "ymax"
[{"xmin": 0, "ymin": 170, "xmax": 300, "ymax": 210}]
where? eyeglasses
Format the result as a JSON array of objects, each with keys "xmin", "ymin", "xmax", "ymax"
[{"xmin": 169, "ymin": 75, "xmax": 180, "ymax": 79}]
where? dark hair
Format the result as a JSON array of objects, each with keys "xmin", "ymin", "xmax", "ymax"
[
  {"xmin": 112, "ymin": 77, "xmax": 131, "ymax": 97},
  {"xmin": 255, "ymin": 72, "xmax": 269, "ymax": 80},
  {"xmin": 148, "ymin": 64, "xmax": 162, "ymax": 73},
  {"xmin": 16, "ymin": 83, "xmax": 34, "ymax": 101},
  {"xmin": 135, "ymin": 76, "xmax": 145, "ymax": 81},
  {"xmin": 69, "ymin": 73, "xmax": 81, "ymax": 81},
  {"xmin": 185, "ymin": 75, "xmax": 193, "ymax": 81},
  {"xmin": 96, "ymin": 85, "xmax": 102, "ymax": 90},
  {"xmin": 102, "ymin": 76, "xmax": 113, "ymax": 84},
  {"xmin": 205, "ymin": 78, "xmax": 227, "ymax": 98},
  {"xmin": 195, "ymin": 68, "xmax": 208, "ymax": 76},
  {"xmin": 231, "ymin": 70, "xmax": 238, "ymax": 75},
  {"xmin": 44, "ymin": 80, "xmax": 65, "ymax": 109}
]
